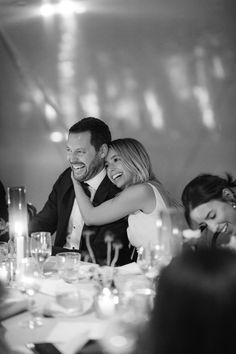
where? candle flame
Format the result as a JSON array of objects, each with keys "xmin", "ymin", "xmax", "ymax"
[{"xmin": 14, "ymin": 221, "xmax": 24, "ymax": 237}]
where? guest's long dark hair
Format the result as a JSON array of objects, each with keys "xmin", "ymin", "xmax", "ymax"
[{"xmin": 136, "ymin": 248, "xmax": 236, "ymax": 354}]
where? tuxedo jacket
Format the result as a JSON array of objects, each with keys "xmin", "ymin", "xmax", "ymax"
[{"xmin": 29, "ymin": 168, "xmax": 134, "ymax": 266}]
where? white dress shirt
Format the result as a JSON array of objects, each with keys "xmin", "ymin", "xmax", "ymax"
[{"xmin": 64, "ymin": 169, "xmax": 107, "ymax": 250}]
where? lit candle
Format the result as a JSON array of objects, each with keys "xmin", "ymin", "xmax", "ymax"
[
  {"xmin": 96, "ymin": 287, "xmax": 118, "ymax": 318},
  {"xmin": 14, "ymin": 222, "xmax": 25, "ymax": 268},
  {"xmin": 14, "ymin": 221, "xmax": 24, "ymax": 237},
  {"xmin": 7, "ymin": 186, "xmax": 29, "ymax": 270},
  {"xmin": 16, "ymin": 237, "xmax": 24, "ymax": 268}
]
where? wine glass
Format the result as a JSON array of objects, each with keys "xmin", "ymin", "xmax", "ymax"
[
  {"xmin": 137, "ymin": 209, "xmax": 185, "ymax": 285},
  {"xmin": 158, "ymin": 208, "xmax": 185, "ymax": 258},
  {"xmin": 30, "ymin": 232, "xmax": 52, "ymax": 277},
  {"xmin": 137, "ymin": 244, "xmax": 167, "ymax": 285},
  {"xmin": 121, "ymin": 277, "xmax": 155, "ymax": 322},
  {"xmin": 17, "ymin": 257, "xmax": 42, "ymax": 329}
]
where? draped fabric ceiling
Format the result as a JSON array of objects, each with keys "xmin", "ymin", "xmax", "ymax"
[{"xmin": 0, "ymin": 0, "xmax": 235, "ymax": 209}]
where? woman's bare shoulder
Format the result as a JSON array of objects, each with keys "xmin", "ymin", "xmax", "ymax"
[{"xmin": 125, "ymin": 183, "xmax": 154, "ymax": 200}]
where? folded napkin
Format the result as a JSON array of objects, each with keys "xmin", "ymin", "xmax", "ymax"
[
  {"xmin": 116, "ymin": 262, "xmax": 142, "ymax": 275},
  {"xmin": 40, "ymin": 278, "xmax": 69, "ymax": 296},
  {"xmin": 46, "ymin": 321, "xmax": 107, "ymax": 354}
]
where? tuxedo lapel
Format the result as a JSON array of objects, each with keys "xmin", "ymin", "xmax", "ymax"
[
  {"xmin": 61, "ymin": 186, "xmax": 75, "ymax": 217},
  {"xmin": 60, "ymin": 173, "xmax": 75, "ymax": 219},
  {"xmin": 57, "ymin": 179, "xmax": 75, "ymax": 246},
  {"xmin": 93, "ymin": 175, "xmax": 118, "ymax": 206}
]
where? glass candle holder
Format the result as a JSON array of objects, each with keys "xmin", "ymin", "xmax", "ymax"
[
  {"xmin": 95, "ymin": 286, "xmax": 119, "ymax": 318},
  {"xmin": 7, "ymin": 186, "xmax": 29, "ymax": 269}
]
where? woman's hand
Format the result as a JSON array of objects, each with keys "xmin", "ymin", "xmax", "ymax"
[
  {"xmin": 182, "ymin": 229, "xmax": 201, "ymax": 249},
  {"xmin": 222, "ymin": 235, "xmax": 236, "ymax": 251},
  {"xmin": 182, "ymin": 229, "xmax": 201, "ymax": 240},
  {"xmin": 71, "ymin": 170, "xmax": 75, "ymax": 183},
  {"xmin": 71, "ymin": 171, "xmax": 81, "ymax": 187}
]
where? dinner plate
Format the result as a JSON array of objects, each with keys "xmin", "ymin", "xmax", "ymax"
[{"xmin": 43, "ymin": 290, "xmax": 93, "ymax": 318}]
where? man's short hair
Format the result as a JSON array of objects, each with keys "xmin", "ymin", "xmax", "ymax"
[{"xmin": 69, "ymin": 117, "xmax": 111, "ymax": 151}]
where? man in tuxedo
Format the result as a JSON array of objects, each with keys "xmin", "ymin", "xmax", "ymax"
[{"xmin": 29, "ymin": 117, "xmax": 134, "ymax": 266}]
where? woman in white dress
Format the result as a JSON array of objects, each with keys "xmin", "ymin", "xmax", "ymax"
[{"xmin": 71, "ymin": 138, "xmax": 178, "ymax": 249}]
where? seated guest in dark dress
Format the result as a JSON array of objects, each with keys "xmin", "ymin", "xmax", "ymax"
[
  {"xmin": 29, "ymin": 117, "xmax": 134, "ymax": 266},
  {"xmin": 136, "ymin": 247, "xmax": 236, "ymax": 354},
  {"xmin": 0, "ymin": 179, "xmax": 8, "ymax": 242}
]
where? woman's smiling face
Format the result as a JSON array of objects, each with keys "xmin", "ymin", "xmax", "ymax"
[
  {"xmin": 190, "ymin": 199, "xmax": 236, "ymax": 243},
  {"xmin": 105, "ymin": 148, "xmax": 133, "ymax": 189}
]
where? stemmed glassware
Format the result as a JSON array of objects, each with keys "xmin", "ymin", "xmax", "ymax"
[
  {"xmin": 17, "ymin": 257, "xmax": 42, "ymax": 329},
  {"xmin": 137, "ymin": 208, "xmax": 185, "ymax": 285},
  {"xmin": 137, "ymin": 244, "xmax": 164, "ymax": 284},
  {"xmin": 30, "ymin": 232, "xmax": 52, "ymax": 277},
  {"xmin": 158, "ymin": 207, "xmax": 185, "ymax": 259}
]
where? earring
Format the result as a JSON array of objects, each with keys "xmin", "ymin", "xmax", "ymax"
[{"xmin": 232, "ymin": 202, "xmax": 236, "ymax": 209}]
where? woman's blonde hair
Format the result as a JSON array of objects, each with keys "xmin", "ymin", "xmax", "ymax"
[
  {"xmin": 108, "ymin": 138, "xmax": 181, "ymax": 208},
  {"xmin": 108, "ymin": 138, "xmax": 155, "ymax": 185}
]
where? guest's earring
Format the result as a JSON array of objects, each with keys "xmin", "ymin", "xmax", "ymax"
[{"xmin": 232, "ymin": 202, "xmax": 236, "ymax": 209}]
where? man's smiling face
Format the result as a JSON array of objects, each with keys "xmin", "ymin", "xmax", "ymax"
[{"xmin": 66, "ymin": 131, "xmax": 104, "ymax": 182}]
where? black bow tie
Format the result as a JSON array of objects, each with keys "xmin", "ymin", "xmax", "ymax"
[{"xmin": 81, "ymin": 182, "xmax": 91, "ymax": 198}]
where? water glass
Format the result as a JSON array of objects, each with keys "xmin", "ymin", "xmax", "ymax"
[
  {"xmin": 30, "ymin": 232, "xmax": 52, "ymax": 276},
  {"xmin": 121, "ymin": 277, "xmax": 155, "ymax": 321},
  {"xmin": 137, "ymin": 244, "xmax": 167, "ymax": 283},
  {"xmin": 95, "ymin": 266, "xmax": 115, "ymax": 289},
  {"xmin": 17, "ymin": 257, "xmax": 42, "ymax": 329},
  {"xmin": 56, "ymin": 252, "xmax": 81, "ymax": 283}
]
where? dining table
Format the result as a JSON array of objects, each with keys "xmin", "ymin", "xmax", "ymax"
[{"xmin": 1, "ymin": 257, "xmax": 151, "ymax": 354}]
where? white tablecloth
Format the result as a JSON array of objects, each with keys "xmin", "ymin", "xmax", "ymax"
[{"xmin": 2, "ymin": 259, "xmax": 144, "ymax": 354}]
